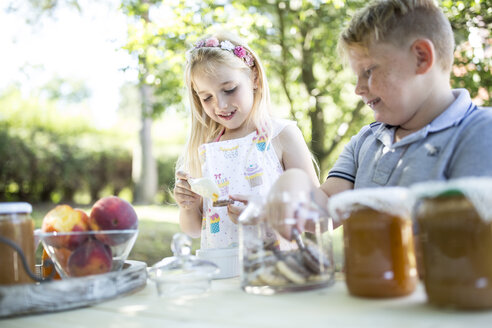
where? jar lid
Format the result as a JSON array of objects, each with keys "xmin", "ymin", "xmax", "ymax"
[
  {"xmin": 0, "ymin": 202, "xmax": 32, "ymax": 215},
  {"xmin": 411, "ymin": 177, "xmax": 492, "ymax": 222},
  {"xmin": 328, "ymin": 187, "xmax": 413, "ymax": 222},
  {"xmin": 148, "ymin": 233, "xmax": 219, "ymax": 297}
]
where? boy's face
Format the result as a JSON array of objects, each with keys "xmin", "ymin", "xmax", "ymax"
[
  {"xmin": 193, "ymin": 64, "xmax": 255, "ymax": 134},
  {"xmin": 348, "ymin": 41, "xmax": 423, "ymax": 127}
]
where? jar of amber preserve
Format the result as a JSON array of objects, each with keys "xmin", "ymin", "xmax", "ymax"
[
  {"xmin": 413, "ymin": 178, "xmax": 492, "ymax": 309},
  {"xmin": 0, "ymin": 202, "xmax": 35, "ymax": 285},
  {"xmin": 329, "ymin": 187, "xmax": 417, "ymax": 298}
]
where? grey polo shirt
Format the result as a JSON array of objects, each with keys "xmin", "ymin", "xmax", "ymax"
[{"xmin": 328, "ymin": 89, "xmax": 492, "ymax": 188}]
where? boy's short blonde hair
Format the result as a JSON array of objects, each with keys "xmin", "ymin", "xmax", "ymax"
[{"xmin": 338, "ymin": 0, "xmax": 455, "ymax": 72}]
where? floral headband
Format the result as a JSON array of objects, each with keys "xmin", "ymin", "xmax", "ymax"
[{"xmin": 193, "ymin": 37, "xmax": 255, "ymax": 67}]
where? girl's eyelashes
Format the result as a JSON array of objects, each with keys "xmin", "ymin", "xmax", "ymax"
[
  {"xmin": 363, "ymin": 65, "xmax": 376, "ymax": 78},
  {"xmin": 224, "ymin": 86, "xmax": 237, "ymax": 94},
  {"xmin": 201, "ymin": 86, "xmax": 237, "ymax": 102}
]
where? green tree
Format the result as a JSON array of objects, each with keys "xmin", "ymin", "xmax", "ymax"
[
  {"xmin": 120, "ymin": 0, "xmax": 371, "ymax": 177},
  {"xmin": 443, "ymin": 0, "xmax": 491, "ymax": 106},
  {"xmin": 233, "ymin": 0, "xmax": 371, "ymax": 174},
  {"xmin": 12, "ymin": 0, "xmax": 489, "ymax": 189},
  {"xmin": 121, "ymin": 0, "xmax": 234, "ymax": 201}
]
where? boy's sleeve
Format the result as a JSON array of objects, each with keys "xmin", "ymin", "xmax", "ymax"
[
  {"xmin": 326, "ymin": 129, "xmax": 366, "ymax": 184},
  {"xmin": 448, "ymin": 109, "xmax": 492, "ymax": 178}
]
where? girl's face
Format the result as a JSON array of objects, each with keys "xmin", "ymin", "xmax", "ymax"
[
  {"xmin": 348, "ymin": 41, "xmax": 424, "ymax": 128},
  {"xmin": 193, "ymin": 64, "xmax": 256, "ymax": 136}
]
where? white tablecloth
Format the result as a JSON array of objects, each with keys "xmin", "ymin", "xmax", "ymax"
[{"xmin": 2, "ymin": 276, "xmax": 492, "ymax": 328}]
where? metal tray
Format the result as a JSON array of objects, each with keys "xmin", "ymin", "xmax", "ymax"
[{"xmin": 0, "ymin": 260, "xmax": 147, "ymax": 318}]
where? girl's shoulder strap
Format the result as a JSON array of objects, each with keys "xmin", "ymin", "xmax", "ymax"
[{"xmin": 214, "ymin": 128, "xmax": 226, "ymax": 142}]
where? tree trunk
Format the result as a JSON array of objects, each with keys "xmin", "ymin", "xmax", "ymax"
[
  {"xmin": 299, "ymin": 27, "xmax": 326, "ymax": 167},
  {"xmin": 132, "ymin": 2, "xmax": 157, "ymax": 205},
  {"xmin": 320, "ymin": 99, "xmax": 365, "ymax": 172},
  {"xmin": 133, "ymin": 82, "xmax": 157, "ymax": 204}
]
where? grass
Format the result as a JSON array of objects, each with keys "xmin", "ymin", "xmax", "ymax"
[{"xmin": 32, "ymin": 203, "xmax": 343, "ymax": 269}]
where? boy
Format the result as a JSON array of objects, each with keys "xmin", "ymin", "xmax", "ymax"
[{"xmin": 268, "ymin": 0, "xmax": 492, "ymax": 227}]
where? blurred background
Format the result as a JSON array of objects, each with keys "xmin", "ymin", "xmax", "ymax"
[{"xmin": 1, "ymin": 0, "xmax": 490, "ymax": 265}]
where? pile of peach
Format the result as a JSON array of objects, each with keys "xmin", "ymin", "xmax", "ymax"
[{"xmin": 41, "ymin": 196, "xmax": 138, "ymax": 278}]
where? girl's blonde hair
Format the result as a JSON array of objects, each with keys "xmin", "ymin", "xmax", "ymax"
[
  {"xmin": 177, "ymin": 31, "xmax": 273, "ymax": 178},
  {"xmin": 338, "ymin": 0, "xmax": 454, "ymax": 72}
]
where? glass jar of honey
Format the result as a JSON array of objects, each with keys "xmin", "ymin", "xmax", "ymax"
[
  {"xmin": 329, "ymin": 187, "xmax": 417, "ymax": 298},
  {"xmin": 0, "ymin": 202, "xmax": 35, "ymax": 285},
  {"xmin": 413, "ymin": 178, "xmax": 492, "ymax": 309}
]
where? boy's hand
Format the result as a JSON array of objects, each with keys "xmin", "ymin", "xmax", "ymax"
[
  {"xmin": 265, "ymin": 196, "xmax": 308, "ymax": 240},
  {"xmin": 174, "ymin": 171, "xmax": 201, "ymax": 209}
]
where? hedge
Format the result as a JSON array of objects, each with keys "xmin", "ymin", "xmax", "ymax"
[{"xmin": 0, "ymin": 122, "xmax": 177, "ymax": 204}]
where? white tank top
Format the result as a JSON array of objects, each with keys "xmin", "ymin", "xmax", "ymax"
[{"xmin": 199, "ymin": 119, "xmax": 294, "ymax": 249}]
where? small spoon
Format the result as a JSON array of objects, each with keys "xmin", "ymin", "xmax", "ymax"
[
  {"xmin": 291, "ymin": 227, "xmax": 305, "ymax": 251},
  {"xmin": 292, "ymin": 227, "xmax": 330, "ymax": 274}
]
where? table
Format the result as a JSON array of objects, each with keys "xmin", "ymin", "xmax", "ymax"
[{"xmin": 2, "ymin": 276, "xmax": 492, "ymax": 328}]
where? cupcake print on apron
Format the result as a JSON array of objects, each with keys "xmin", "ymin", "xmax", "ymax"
[{"xmin": 198, "ymin": 119, "xmax": 293, "ymax": 249}]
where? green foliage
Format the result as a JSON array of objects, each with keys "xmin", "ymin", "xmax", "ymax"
[
  {"xmin": 5, "ymin": 0, "xmax": 489, "ymax": 197},
  {"xmin": 120, "ymin": 0, "xmax": 489, "ymax": 177},
  {"xmin": 121, "ymin": 0, "xmax": 218, "ymax": 118},
  {"xmin": 442, "ymin": 0, "xmax": 491, "ymax": 105},
  {"xmin": 0, "ymin": 89, "xmax": 133, "ymax": 203},
  {"xmin": 156, "ymin": 155, "xmax": 178, "ymax": 203},
  {"xmin": 236, "ymin": 0, "xmax": 371, "ymax": 173}
]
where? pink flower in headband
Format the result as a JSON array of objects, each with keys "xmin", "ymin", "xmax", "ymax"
[
  {"xmin": 233, "ymin": 46, "xmax": 247, "ymax": 58},
  {"xmin": 195, "ymin": 40, "xmax": 206, "ymax": 48},
  {"xmin": 232, "ymin": 46, "xmax": 254, "ymax": 67},
  {"xmin": 193, "ymin": 37, "xmax": 255, "ymax": 67},
  {"xmin": 205, "ymin": 37, "xmax": 219, "ymax": 47},
  {"xmin": 233, "ymin": 46, "xmax": 254, "ymax": 67}
]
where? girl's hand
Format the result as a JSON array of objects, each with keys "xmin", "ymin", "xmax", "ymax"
[
  {"xmin": 174, "ymin": 171, "xmax": 201, "ymax": 209},
  {"xmin": 227, "ymin": 194, "xmax": 249, "ymax": 224}
]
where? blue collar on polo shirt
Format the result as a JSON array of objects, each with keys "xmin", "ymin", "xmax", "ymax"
[
  {"xmin": 427, "ymin": 88, "xmax": 475, "ymax": 133},
  {"xmin": 370, "ymin": 88, "xmax": 476, "ymax": 148}
]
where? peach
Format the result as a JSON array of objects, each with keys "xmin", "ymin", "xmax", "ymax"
[
  {"xmin": 67, "ymin": 239, "xmax": 112, "ymax": 277},
  {"xmin": 41, "ymin": 205, "xmax": 90, "ymax": 249},
  {"xmin": 89, "ymin": 196, "xmax": 138, "ymax": 245}
]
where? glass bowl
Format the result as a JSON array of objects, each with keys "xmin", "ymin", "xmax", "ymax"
[{"xmin": 36, "ymin": 229, "xmax": 138, "ymax": 278}]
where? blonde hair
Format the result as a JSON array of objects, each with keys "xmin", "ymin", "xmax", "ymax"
[
  {"xmin": 338, "ymin": 0, "xmax": 455, "ymax": 72},
  {"xmin": 176, "ymin": 31, "xmax": 273, "ymax": 177}
]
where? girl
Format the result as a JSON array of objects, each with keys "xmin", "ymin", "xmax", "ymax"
[{"xmin": 174, "ymin": 31, "xmax": 319, "ymax": 249}]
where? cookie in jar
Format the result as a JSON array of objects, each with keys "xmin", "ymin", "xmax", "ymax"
[{"xmin": 239, "ymin": 193, "xmax": 335, "ymax": 295}]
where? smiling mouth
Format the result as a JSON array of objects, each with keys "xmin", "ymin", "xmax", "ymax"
[
  {"xmin": 218, "ymin": 110, "xmax": 237, "ymax": 120},
  {"xmin": 366, "ymin": 98, "xmax": 381, "ymax": 109}
]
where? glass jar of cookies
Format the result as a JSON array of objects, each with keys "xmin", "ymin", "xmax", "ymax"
[
  {"xmin": 329, "ymin": 187, "xmax": 417, "ymax": 298},
  {"xmin": 239, "ymin": 193, "xmax": 335, "ymax": 295},
  {"xmin": 412, "ymin": 178, "xmax": 492, "ymax": 309}
]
